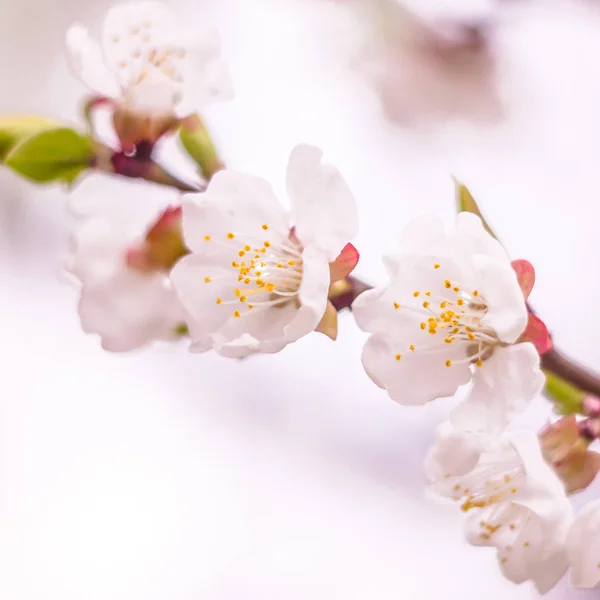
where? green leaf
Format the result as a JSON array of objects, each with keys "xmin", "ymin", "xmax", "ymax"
[
  {"xmin": 0, "ymin": 115, "xmax": 60, "ymax": 160},
  {"xmin": 4, "ymin": 127, "xmax": 93, "ymax": 184},
  {"xmin": 453, "ymin": 178, "xmax": 498, "ymax": 240},
  {"xmin": 179, "ymin": 114, "xmax": 222, "ymax": 180}
]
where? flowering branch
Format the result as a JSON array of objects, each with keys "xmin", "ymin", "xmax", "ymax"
[
  {"xmin": 3, "ymin": 1, "xmax": 600, "ymax": 594},
  {"xmin": 93, "ymin": 140, "xmax": 202, "ymax": 192}
]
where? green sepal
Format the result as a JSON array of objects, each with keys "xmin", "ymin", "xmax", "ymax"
[
  {"xmin": 454, "ymin": 178, "xmax": 498, "ymax": 240},
  {"xmin": 4, "ymin": 127, "xmax": 94, "ymax": 184},
  {"xmin": 544, "ymin": 371, "xmax": 586, "ymax": 416},
  {"xmin": 179, "ymin": 114, "xmax": 222, "ymax": 181}
]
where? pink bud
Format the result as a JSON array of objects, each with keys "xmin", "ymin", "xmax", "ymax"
[
  {"xmin": 113, "ymin": 106, "xmax": 178, "ymax": 151},
  {"xmin": 127, "ymin": 206, "xmax": 188, "ymax": 273},
  {"xmin": 582, "ymin": 396, "xmax": 600, "ymax": 418},
  {"xmin": 539, "ymin": 416, "xmax": 600, "ymax": 494}
]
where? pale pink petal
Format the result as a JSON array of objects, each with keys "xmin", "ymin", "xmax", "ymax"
[
  {"xmin": 361, "ymin": 333, "xmax": 471, "ymax": 406},
  {"xmin": 451, "ymin": 343, "xmax": 544, "ymax": 435},
  {"xmin": 568, "ymin": 500, "xmax": 600, "ymax": 589},
  {"xmin": 287, "ymin": 144, "xmax": 358, "ymax": 259},
  {"xmin": 472, "ymin": 254, "xmax": 528, "ymax": 343},
  {"xmin": 66, "ymin": 25, "xmax": 120, "ymax": 98}
]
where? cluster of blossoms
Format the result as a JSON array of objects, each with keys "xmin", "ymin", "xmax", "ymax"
[{"xmin": 3, "ymin": 1, "xmax": 600, "ymax": 595}]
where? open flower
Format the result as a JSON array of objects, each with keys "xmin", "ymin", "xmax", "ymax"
[
  {"xmin": 65, "ymin": 199, "xmax": 186, "ymax": 352},
  {"xmin": 426, "ymin": 424, "xmax": 573, "ymax": 594},
  {"xmin": 66, "ymin": 1, "xmax": 231, "ymax": 147},
  {"xmin": 170, "ymin": 144, "xmax": 359, "ymax": 357},
  {"xmin": 567, "ymin": 499, "xmax": 600, "ymax": 589},
  {"xmin": 353, "ymin": 213, "xmax": 544, "ymax": 434}
]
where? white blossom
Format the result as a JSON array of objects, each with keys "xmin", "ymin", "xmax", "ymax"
[
  {"xmin": 170, "ymin": 144, "xmax": 359, "ymax": 357},
  {"xmin": 353, "ymin": 213, "xmax": 544, "ymax": 434},
  {"xmin": 64, "ymin": 198, "xmax": 185, "ymax": 352},
  {"xmin": 426, "ymin": 424, "xmax": 573, "ymax": 594},
  {"xmin": 66, "ymin": 1, "xmax": 231, "ymax": 121},
  {"xmin": 567, "ymin": 499, "xmax": 600, "ymax": 589}
]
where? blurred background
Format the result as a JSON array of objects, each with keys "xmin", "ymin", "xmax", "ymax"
[{"xmin": 1, "ymin": 0, "xmax": 600, "ymax": 598}]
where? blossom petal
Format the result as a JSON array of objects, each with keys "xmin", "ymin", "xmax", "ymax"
[
  {"xmin": 398, "ymin": 214, "xmax": 450, "ymax": 257},
  {"xmin": 284, "ymin": 244, "xmax": 331, "ymax": 342},
  {"xmin": 451, "ymin": 343, "xmax": 544, "ymax": 435},
  {"xmin": 361, "ymin": 332, "xmax": 471, "ymax": 406},
  {"xmin": 511, "ymin": 259, "xmax": 535, "ymax": 300},
  {"xmin": 568, "ymin": 499, "xmax": 600, "ymax": 588},
  {"xmin": 66, "ymin": 25, "xmax": 119, "ymax": 98},
  {"xmin": 101, "ymin": 1, "xmax": 176, "ymax": 75},
  {"xmin": 464, "ymin": 508, "xmax": 569, "ymax": 594},
  {"xmin": 287, "ymin": 144, "xmax": 358, "ymax": 259},
  {"xmin": 472, "ymin": 253, "xmax": 528, "ymax": 343},
  {"xmin": 176, "ymin": 30, "xmax": 233, "ymax": 114},
  {"xmin": 170, "ymin": 253, "xmax": 242, "ymax": 342},
  {"xmin": 181, "ymin": 172, "xmax": 289, "ymax": 255},
  {"xmin": 453, "ymin": 212, "xmax": 509, "ymax": 263},
  {"xmin": 78, "ymin": 269, "xmax": 182, "ymax": 351},
  {"xmin": 424, "ymin": 423, "xmax": 490, "ymax": 484},
  {"xmin": 329, "ymin": 242, "xmax": 359, "ymax": 283}
]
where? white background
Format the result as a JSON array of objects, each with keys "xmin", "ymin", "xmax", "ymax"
[{"xmin": 1, "ymin": 0, "xmax": 600, "ymax": 598}]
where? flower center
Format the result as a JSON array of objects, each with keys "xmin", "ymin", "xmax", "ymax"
[
  {"xmin": 203, "ymin": 225, "xmax": 304, "ymax": 319},
  {"xmin": 392, "ymin": 262, "xmax": 499, "ymax": 367},
  {"xmin": 445, "ymin": 462, "xmax": 531, "ymax": 553}
]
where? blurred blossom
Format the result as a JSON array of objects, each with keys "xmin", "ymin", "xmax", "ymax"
[
  {"xmin": 66, "ymin": 1, "xmax": 231, "ymax": 149},
  {"xmin": 427, "ymin": 424, "xmax": 573, "ymax": 594},
  {"xmin": 567, "ymin": 499, "xmax": 600, "ymax": 589},
  {"xmin": 342, "ymin": 0, "xmax": 504, "ymax": 125},
  {"xmin": 539, "ymin": 416, "xmax": 600, "ymax": 495},
  {"xmin": 64, "ymin": 176, "xmax": 186, "ymax": 351}
]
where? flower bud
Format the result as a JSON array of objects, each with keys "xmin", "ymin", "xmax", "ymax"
[
  {"xmin": 582, "ymin": 395, "xmax": 600, "ymax": 418},
  {"xmin": 126, "ymin": 206, "xmax": 188, "ymax": 272},
  {"xmin": 539, "ymin": 416, "xmax": 600, "ymax": 494},
  {"xmin": 113, "ymin": 106, "xmax": 178, "ymax": 153}
]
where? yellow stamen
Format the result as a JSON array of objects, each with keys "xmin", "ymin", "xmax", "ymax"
[
  {"xmin": 262, "ymin": 224, "xmax": 269, "ymax": 230},
  {"xmin": 445, "ymin": 360, "xmax": 452, "ymax": 367},
  {"xmin": 216, "ymin": 298, "xmax": 222, "ymax": 305},
  {"xmin": 227, "ymin": 232, "xmax": 234, "ymax": 239},
  {"xmin": 204, "ymin": 277, "xmax": 211, "ymax": 283}
]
